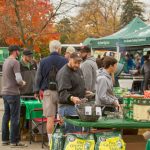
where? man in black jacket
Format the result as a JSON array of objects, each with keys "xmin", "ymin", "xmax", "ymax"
[
  {"xmin": 20, "ymin": 50, "xmax": 37, "ymax": 132},
  {"xmin": 56, "ymin": 52, "xmax": 86, "ymax": 133},
  {"xmin": 20, "ymin": 49, "xmax": 37, "ymax": 96}
]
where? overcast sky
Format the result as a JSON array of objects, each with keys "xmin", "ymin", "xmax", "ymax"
[
  {"xmin": 52, "ymin": 0, "xmax": 150, "ymax": 20},
  {"xmin": 142, "ymin": 0, "xmax": 149, "ymax": 3},
  {"xmin": 141, "ymin": 0, "xmax": 150, "ymax": 16},
  {"xmin": 72, "ymin": 0, "xmax": 150, "ymax": 18}
]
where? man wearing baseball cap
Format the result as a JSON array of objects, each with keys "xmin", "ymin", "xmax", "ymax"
[
  {"xmin": 56, "ymin": 52, "xmax": 85, "ymax": 133},
  {"xmin": 19, "ymin": 49, "xmax": 37, "ymax": 134},
  {"xmin": 20, "ymin": 49, "xmax": 37, "ymax": 96},
  {"xmin": 1, "ymin": 45, "xmax": 27, "ymax": 147}
]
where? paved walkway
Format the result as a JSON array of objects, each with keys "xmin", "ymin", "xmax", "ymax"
[{"xmin": 0, "ymin": 99, "xmax": 48, "ymax": 150}]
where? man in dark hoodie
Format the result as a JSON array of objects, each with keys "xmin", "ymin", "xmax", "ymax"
[
  {"xmin": 95, "ymin": 56, "xmax": 120, "ymax": 112},
  {"xmin": 80, "ymin": 46, "xmax": 98, "ymax": 92}
]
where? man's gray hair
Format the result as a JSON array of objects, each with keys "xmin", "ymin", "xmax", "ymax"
[{"xmin": 49, "ymin": 40, "xmax": 61, "ymax": 53}]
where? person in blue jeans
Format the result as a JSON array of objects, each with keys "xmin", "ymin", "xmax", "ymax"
[
  {"xmin": 2, "ymin": 96, "xmax": 20, "ymax": 144},
  {"xmin": 58, "ymin": 105, "xmax": 81, "ymax": 133},
  {"xmin": 56, "ymin": 52, "xmax": 86, "ymax": 133},
  {"xmin": 1, "ymin": 45, "xmax": 26, "ymax": 147}
]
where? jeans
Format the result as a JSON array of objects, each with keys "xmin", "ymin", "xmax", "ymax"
[
  {"xmin": 2, "ymin": 95, "xmax": 20, "ymax": 144},
  {"xmin": 58, "ymin": 105, "xmax": 81, "ymax": 133}
]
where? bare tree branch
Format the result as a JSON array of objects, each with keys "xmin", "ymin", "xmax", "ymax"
[{"xmin": 29, "ymin": 0, "xmax": 79, "ymax": 44}]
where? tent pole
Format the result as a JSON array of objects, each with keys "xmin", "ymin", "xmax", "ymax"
[{"xmin": 116, "ymin": 42, "xmax": 120, "ymax": 61}]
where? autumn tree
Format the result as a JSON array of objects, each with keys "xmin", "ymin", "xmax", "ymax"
[
  {"xmin": 0, "ymin": 0, "xmax": 79, "ymax": 53},
  {"xmin": 57, "ymin": 0, "xmax": 122, "ymax": 44},
  {"xmin": 120, "ymin": 0, "xmax": 144, "ymax": 27},
  {"xmin": 56, "ymin": 17, "xmax": 72, "ymax": 44}
]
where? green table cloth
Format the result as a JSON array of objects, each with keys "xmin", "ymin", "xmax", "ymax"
[
  {"xmin": 21, "ymin": 100, "xmax": 43, "ymax": 119},
  {"xmin": 64, "ymin": 118, "xmax": 150, "ymax": 129}
]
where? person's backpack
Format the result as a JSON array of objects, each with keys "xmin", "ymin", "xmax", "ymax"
[{"xmin": 47, "ymin": 65, "xmax": 58, "ymax": 91}]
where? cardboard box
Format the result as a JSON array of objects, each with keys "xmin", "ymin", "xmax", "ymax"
[
  {"xmin": 123, "ymin": 135, "xmax": 146, "ymax": 150},
  {"xmin": 33, "ymin": 134, "xmax": 48, "ymax": 142}
]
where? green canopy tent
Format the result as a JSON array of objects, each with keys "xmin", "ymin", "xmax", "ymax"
[
  {"xmin": 90, "ymin": 17, "xmax": 147, "ymax": 49},
  {"xmin": 82, "ymin": 37, "xmax": 96, "ymax": 46},
  {"xmin": 120, "ymin": 25, "xmax": 150, "ymax": 47}
]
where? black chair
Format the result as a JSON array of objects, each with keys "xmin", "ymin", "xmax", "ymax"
[{"xmin": 29, "ymin": 108, "xmax": 47, "ymax": 148}]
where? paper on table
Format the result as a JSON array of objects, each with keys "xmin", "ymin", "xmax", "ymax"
[
  {"xmin": 96, "ymin": 107, "xmax": 102, "ymax": 116},
  {"xmin": 85, "ymin": 106, "xmax": 92, "ymax": 115}
]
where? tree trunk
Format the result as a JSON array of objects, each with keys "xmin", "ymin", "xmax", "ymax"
[{"xmin": 13, "ymin": 0, "xmax": 27, "ymax": 47}]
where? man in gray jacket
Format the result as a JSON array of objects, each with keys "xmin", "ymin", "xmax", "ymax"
[
  {"xmin": 95, "ymin": 56, "xmax": 120, "ymax": 112},
  {"xmin": 80, "ymin": 46, "xmax": 98, "ymax": 92}
]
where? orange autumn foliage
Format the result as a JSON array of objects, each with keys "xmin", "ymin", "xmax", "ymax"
[
  {"xmin": 5, "ymin": 38, "xmax": 22, "ymax": 46},
  {"xmin": 0, "ymin": 0, "xmax": 59, "ymax": 51}
]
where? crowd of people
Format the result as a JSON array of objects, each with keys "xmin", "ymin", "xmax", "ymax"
[
  {"xmin": 119, "ymin": 52, "xmax": 150, "ymax": 74},
  {"xmin": 1, "ymin": 40, "xmax": 150, "ymax": 147},
  {"xmin": 97, "ymin": 51, "xmax": 150, "ymax": 91},
  {"xmin": 119, "ymin": 51, "xmax": 150, "ymax": 91}
]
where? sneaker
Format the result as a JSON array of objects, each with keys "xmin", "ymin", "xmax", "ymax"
[
  {"xmin": 10, "ymin": 142, "xmax": 28, "ymax": 148},
  {"xmin": 2, "ymin": 141, "xmax": 9, "ymax": 146}
]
